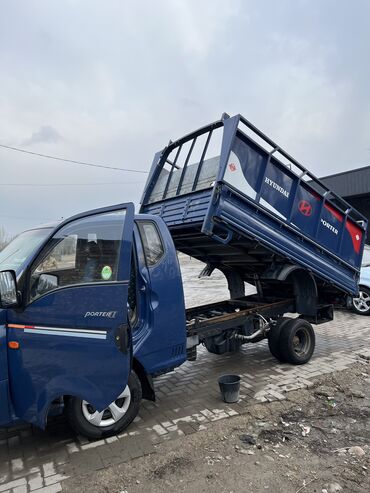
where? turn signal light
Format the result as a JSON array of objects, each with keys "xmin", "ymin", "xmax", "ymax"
[{"xmin": 8, "ymin": 341, "xmax": 20, "ymax": 350}]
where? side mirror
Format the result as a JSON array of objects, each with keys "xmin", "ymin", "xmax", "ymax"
[
  {"xmin": 0, "ymin": 270, "xmax": 20, "ymax": 308},
  {"xmin": 38, "ymin": 273, "xmax": 59, "ymax": 293}
]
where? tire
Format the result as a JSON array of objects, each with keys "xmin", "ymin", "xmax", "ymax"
[
  {"xmin": 279, "ymin": 318, "xmax": 315, "ymax": 365},
  {"xmin": 267, "ymin": 317, "xmax": 291, "ymax": 362},
  {"xmin": 352, "ymin": 287, "xmax": 370, "ymax": 315},
  {"xmin": 66, "ymin": 371, "xmax": 142, "ymax": 439}
]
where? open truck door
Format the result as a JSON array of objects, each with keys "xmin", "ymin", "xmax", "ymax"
[{"xmin": 5, "ymin": 204, "xmax": 135, "ymax": 434}]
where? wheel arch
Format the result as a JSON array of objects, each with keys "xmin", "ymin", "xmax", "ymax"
[
  {"xmin": 287, "ymin": 268, "xmax": 318, "ymax": 317},
  {"xmin": 263, "ymin": 264, "xmax": 318, "ymax": 317},
  {"xmin": 38, "ymin": 375, "xmax": 110, "ymax": 428},
  {"xmin": 358, "ymin": 284, "xmax": 370, "ymax": 291},
  {"xmin": 132, "ymin": 358, "xmax": 155, "ymax": 401},
  {"xmin": 352, "ymin": 284, "xmax": 370, "ymax": 302},
  {"xmin": 44, "ymin": 358, "xmax": 155, "ymax": 425}
]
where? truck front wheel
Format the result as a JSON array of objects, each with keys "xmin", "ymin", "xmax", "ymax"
[
  {"xmin": 279, "ymin": 318, "xmax": 315, "ymax": 365},
  {"xmin": 66, "ymin": 371, "xmax": 142, "ymax": 439}
]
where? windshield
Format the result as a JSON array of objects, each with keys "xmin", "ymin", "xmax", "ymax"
[
  {"xmin": 0, "ymin": 228, "xmax": 52, "ymax": 274},
  {"xmin": 362, "ymin": 245, "xmax": 370, "ymax": 267}
]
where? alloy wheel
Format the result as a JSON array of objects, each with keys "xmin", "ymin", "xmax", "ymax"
[
  {"xmin": 81, "ymin": 385, "xmax": 131, "ymax": 427},
  {"xmin": 353, "ymin": 290, "xmax": 370, "ymax": 313}
]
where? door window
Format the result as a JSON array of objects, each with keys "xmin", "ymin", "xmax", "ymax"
[
  {"xmin": 137, "ymin": 221, "xmax": 164, "ymax": 266},
  {"xmin": 35, "ymin": 235, "xmax": 77, "ymax": 273},
  {"xmin": 29, "ymin": 210, "xmax": 126, "ymax": 302}
]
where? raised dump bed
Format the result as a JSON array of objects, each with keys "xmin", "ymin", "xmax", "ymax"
[{"xmin": 140, "ymin": 113, "xmax": 367, "ymax": 296}]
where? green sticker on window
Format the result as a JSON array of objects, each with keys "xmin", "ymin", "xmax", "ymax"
[{"xmin": 101, "ymin": 265, "xmax": 113, "ymax": 280}]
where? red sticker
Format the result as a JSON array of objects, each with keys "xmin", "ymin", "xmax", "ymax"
[
  {"xmin": 298, "ymin": 200, "xmax": 312, "ymax": 217},
  {"xmin": 324, "ymin": 203, "xmax": 343, "ymax": 222},
  {"xmin": 346, "ymin": 220, "xmax": 362, "ymax": 254},
  {"xmin": 228, "ymin": 163, "xmax": 237, "ymax": 172}
]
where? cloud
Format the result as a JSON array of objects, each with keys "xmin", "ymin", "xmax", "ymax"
[
  {"xmin": 22, "ymin": 125, "xmax": 62, "ymax": 146},
  {"xmin": 0, "ymin": 0, "xmax": 369, "ymax": 235}
]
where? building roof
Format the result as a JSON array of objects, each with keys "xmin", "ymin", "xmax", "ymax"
[{"xmin": 320, "ymin": 165, "xmax": 370, "ymax": 198}]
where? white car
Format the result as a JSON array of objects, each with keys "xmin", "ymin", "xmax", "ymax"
[{"xmin": 352, "ymin": 244, "xmax": 370, "ymax": 315}]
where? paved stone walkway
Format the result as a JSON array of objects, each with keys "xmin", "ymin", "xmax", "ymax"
[{"xmin": 0, "ymin": 308, "xmax": 369, "ymax": 493}]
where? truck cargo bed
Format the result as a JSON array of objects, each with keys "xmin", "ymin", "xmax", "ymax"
[{"xmin": 141, "ymin": 113, "xmax": 367, "ymax": 295}]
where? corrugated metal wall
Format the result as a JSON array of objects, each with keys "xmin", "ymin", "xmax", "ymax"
[{"xmin": 320, "ymin": 166, "xmax": 370, "ymax": 198}]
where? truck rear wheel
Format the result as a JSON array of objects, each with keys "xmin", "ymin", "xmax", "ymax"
[
  {"xmin": 279, "ymin": 318, "xmax": 315, "ymax": 365},
  {"xmin": 66, "ymin": 371, "xmax": 142, "ymax": 439},
  {"xmin": 267, "ymin": 317, "xmax": 291, "ymax": 362}
]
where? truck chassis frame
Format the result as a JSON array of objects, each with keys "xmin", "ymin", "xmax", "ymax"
[{"xmin": 186, "ymin": 296, "xmax": 294, "ymax": 338}]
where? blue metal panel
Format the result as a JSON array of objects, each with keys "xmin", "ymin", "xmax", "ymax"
[
  {"xmin": 0, "ymin": 318, "xmax": 8, "ymax": 380},
  {"xmin": 218, "ymin": 127, "xmax": 366, "ymax": 273},
  {"xmin": 0, "ymin": 312, "xmax": 11, "ymax": 426},
  {"xmin": 143, "ymin": 190, "xmax": 213, "ymax": 227},
  {"xmin": 6, "ymin": 203, "xmax": 135, "ymax": 428},
  {"xmin": 213, "ymin": 189, "xmax": 358, "ymax": 293},
  {"xmin": 132, "ymin": 216, "xmax": 187, "ymax": 374},
  {"xmin": 0, "ymin": 380, "xmax": 10, "ymax": 425},
  {"xmin": 7, "ymin": 284, "xmax": 132, "ymax": 428}
]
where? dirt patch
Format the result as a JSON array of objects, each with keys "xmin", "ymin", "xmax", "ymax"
[
  {"xmin": 62, "ymin": 361, "xmax": 370, "ymax": 493},
  {"xmin": 152, "ymin": 457, "xmax": 193, "ymax": 479}
]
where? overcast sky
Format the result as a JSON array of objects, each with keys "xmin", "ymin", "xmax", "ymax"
[{"xmin": 0, "ymin": 0, "xmax": 369, "ymax": 235}]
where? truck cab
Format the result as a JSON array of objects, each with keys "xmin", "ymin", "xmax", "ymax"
[{"xmin": 0, "ymin": 204, "xmax": 186, "ymax": 438}]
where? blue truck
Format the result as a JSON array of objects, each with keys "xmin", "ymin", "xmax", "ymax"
[{"xmin": 0, "ymin": 113, "xmax": 367, "ymax": 439}]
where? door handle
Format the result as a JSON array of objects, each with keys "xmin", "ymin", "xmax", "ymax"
[
  {"xmin": 115, "ymin": 324, "xmax": 131, "ymax": 353},
  {"xmin": 138, "ymin": 271, "xmax": 149, "ymax": 293}
]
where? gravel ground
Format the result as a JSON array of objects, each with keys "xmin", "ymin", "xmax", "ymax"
[
  {"xmin": 179, "ymin": 254, "xmax": 256, "ymax": 307},
  {"xmin": 62, "ymin": 359, "xmax": 370, "ymax": 493}
]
